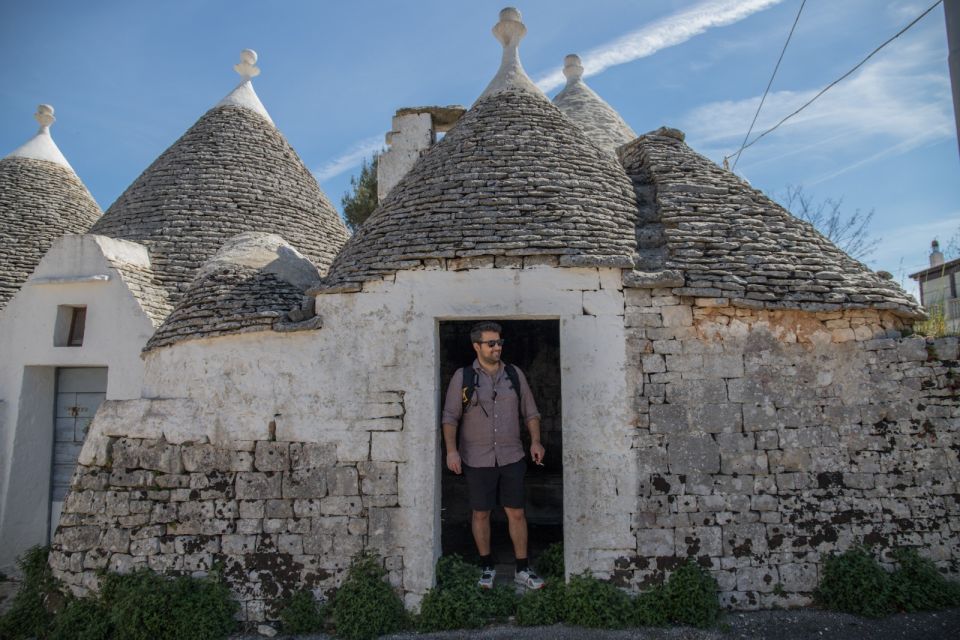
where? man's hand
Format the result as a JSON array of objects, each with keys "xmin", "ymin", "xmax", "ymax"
[
  {"xmin": 447, "ymin": 450, "xmax": 462, "ymax": 474},
  {"xmin": 530, "ymin": 442, "xmax": 545, "ymax": 465}
]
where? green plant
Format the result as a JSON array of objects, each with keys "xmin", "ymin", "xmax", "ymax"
[
  {"xmin": 915, "ymin": 302, "xmax": 949, "ymax": 337},
  {"xmin": 101, "ymin": 569, "xmax": 237, "ymax": 640},
  {"xmin": 662, "ymin": 559, "xmax": 721, "ymax": 628},
  {"xmin": 331, "ymin": 553, "xmax": 408, "ymax": 640},
  {"xmin": 515, "ymin": 581, "xmax": 566, "ymax": 626},
  {"xmin": 814, "ymin": 546, "xmax": 892, "ymax": 618},
  {"xmin": 563, "ymin": 573, "xmax": 633, "ymax": 629},
  {"xmin": 278, "ymin": 589, "xmax": 326, "ymax": 633},
  {"xmin": 0, "ymin": 545, "xmax": 60, "ymax": 639},
  {"xmin": 888, "ymin": 547, "xmax": 960, "ymax": 612},
  {"xmin": 535, "ymin": 543, "xmax": 564, "ymax": 580},
  {"xmin": 49, "ymin": 598, "xmax": 112, "ymax": 640},
  {"xmin": 416, "ymin": 555, "xmax": 517, "ymax": 631},
  {"xmin": 633, "ymin": 585, "xmax": 669, "ymax": 627}
]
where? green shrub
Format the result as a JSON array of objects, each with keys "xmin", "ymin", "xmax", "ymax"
[
  {"xmin": 278, "ymin": 589, "xmax": 326, "ymax": 633},
  {"xmin": 814, "ymin": 546, "xmax": 892, "ymax": 618},
  {"xmin": 562, "ymin": 573, "xmax": 633, "ymax": 629},
  {"xmin": 535, "ymin": 543, "xmax": 564, "ymax": 580},
  {"xmin": 101, "ymin": 568, "xmax": 237, "ymax": 640},
  {"xmin": 662, "ymin": 559, "xmax": 721, "ymax": 628},
  {"xmin": 889, "ymin": 548, "xmax": 960, "ymax": 612},
  {"xmin": 515, "ymin": 581, "xmax": 566, "ymax": 626},
  {"xmin": 633, "ymin": 585, "xmax": 669, "ymax": 627},
  {"xmin": 49, "ymin": 598, "xmax": 112, "ymax": 640},
  {"xmin": 331, "ymin": 554, "xmax": 408, "ymax": 640},
  {"xmin": 0, "ymin": 545, "xmax": 59, "ymax": 639},
  {"xmin": 416, "ymin": 555, "xmax": 517, "ymax": 631}
]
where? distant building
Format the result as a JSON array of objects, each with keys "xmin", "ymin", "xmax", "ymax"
[{"xmin": 910, "ymin": 240, "xmax": 960, "ymax": 333}]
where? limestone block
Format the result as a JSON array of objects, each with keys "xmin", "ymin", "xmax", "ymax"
[
  {"xmin": 667, "ymin": 379, "xmax": 727, "ymax": 404},
  {"xmin": 931, "ymin": 337, "xmax": 959, "ymax": 361},
  {"xmin": 582, "ymin": 290, "xmax": 623, "ymax": 316},
  {"xmin": 779, "ymin": 563, "xmax": 818, "ymax": 591},
  {"xmin": 358, "ymin": 462, "xmax": 398, "ymax": 495},
  {"xmin": 221, "ymin": 534, "xmax": 257, "ymax": 555},
  {"xmin": 371, "ymin": 432, "xmax": 404, "ymax": 462},
  {"xmin": 750, "ymin": 495, "xmax": 778, "ymax": 511},
  {"xmin": 736, "ymin": 566, "xmax": 778, "ymax": 592},
  {"xmin": 701, "ymin": 354, "xmax": 744, "ymax": 379},
  {"xmin": 641, "ymin": 354, "xmax": 666, "ymax": 373},
  {"xmin": 650, "ymin": 404, "xmax": 686, "ymax": 434},
  {"xmin": 327, "ymin": 467, "xmax": 360, "ymax": 496},
  {"xmin": 368, "ymin": 507, "xmax": 402, "ymax": 553},
  {"xmin": 690, "ymin": 403, "xmax": 742, "ymax": 434},
  {"xmin": 897, "ymin": 337, "xmax": 928, "ymax": 362},
  {"xmin": 666, "ymin": 354, "xmax": 703, "ymax": 372},
  {"xmin": 139, "ymin": 440, "xmax": 183, "ymax": 474},
  {"xmin": 723, "ymin": 523, "xmax": 768, "ymax": 557},
  {"xmin": 278, "ymin": 534, "xmax": 303, "ymax": 555},
  {"xmin": 320, "ymin": 496, "xmax": 363, "ymax": 516},
  {"xmin": 110, "ymin": 438, "xmax": 142, "ymax": 469},
  {"xmin": 230, "ymin": 451, "xmax": 255, "ymax": 472},
  {"xmin": 100, "ymin": 528, "xmax": 131, "ymax": 553},
  {"xmin": 236, "ymin": 472, "xmax": 282, "ymax": 500},
  {"xmin": 239, "ymin": 500, "xmax": 265, "ymax": 519},
  {"xmin": 293, "ymin": 499, "xmax": 322, "ymax": 517},
  {"xmin": 255, "ymin": 442, "xmax": 290, "ymax": 471},
  {"xmin": 335, "ymin": 432, "xmax": 371, "ymax": 462},
  {"xmin": 625, "ymin": 308, "xmax": 662, "ymax": 328},
  {"xmin": 721, "ymin": 452, "xmax": 768, "ymax": 475},
  {"xmin": 130, "ymin": 537, "xmax": 160, "ymax": 556},
  {"xmin": 675, "ymin": 526, "xmax": 722, "ymax": 556},
  {"xmin": 265, "ymin": 499, "xmax": 293, "ymax": 518},
  {"xmin": 182, "ymin": 444, "xmax": 231, "ymax": 472},
  {"xmin": 290, "ymin": 443, "xmax": 337, "ymax": 470},
  {"xmin": 661, "ymin": 305, "xmax": 693, "ymax": 327},
  {"xmin": 668, "ymin": 433, "xmax": 720, "ymax": 474},
  {"xmin": 283, "ymin": 470, "xmax": 327, "ymax": 499},
  {"xmin": 717, "ymin": 432, "xmax": 755, "ymax": 452}
]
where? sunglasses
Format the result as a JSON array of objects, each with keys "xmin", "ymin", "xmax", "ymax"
[{"xmin": 476, "ymin": 339, "xmax": 505, "ymax": 347}]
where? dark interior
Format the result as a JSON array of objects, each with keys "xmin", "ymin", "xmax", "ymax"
[{"xmin": 439, "ymin": 319, "xmax": 563, "ymax": 566}]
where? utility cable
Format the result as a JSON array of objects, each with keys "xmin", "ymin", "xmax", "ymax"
[
  {"xmin": 724, "ymin": 0, "xmax": 944, "ymax": 168},
  {"xmin": 729, "ymin": 0, "xmax": 806, "ymax": 171}
]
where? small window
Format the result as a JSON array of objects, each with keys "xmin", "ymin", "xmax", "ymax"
[{"xmin": 54, "ymin": 305, "xmax": 87, "ymax": 347}]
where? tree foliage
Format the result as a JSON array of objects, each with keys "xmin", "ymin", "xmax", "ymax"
[
  {"xmin": 781, "ymin": 185, "xmax": 879, "ymax": 261},
  {"xmin": 341, "ymin": 154, "xmax": 379, "ymax": 233}
]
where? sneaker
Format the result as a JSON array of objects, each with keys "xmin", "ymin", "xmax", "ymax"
[
  {"xmin": 478, "ymin": 567, "xmax": 496, "ymax": 589},
  {"xmin": 515, "ymin": 568, "xmax": 545, "ymax": 590}
]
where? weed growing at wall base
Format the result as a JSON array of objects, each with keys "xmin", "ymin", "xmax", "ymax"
[{"xmin": 330, "ymin": 553, "xmax": 408, "ymax": 640}]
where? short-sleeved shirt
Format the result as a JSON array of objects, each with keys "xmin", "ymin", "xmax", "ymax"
[{"xmin": 441, "ymin": 360, "xmax": 540, "ymax": 468}]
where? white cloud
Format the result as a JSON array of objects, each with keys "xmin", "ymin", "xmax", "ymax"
[
  {"xmin": 680, "ymin": 28, "xmax": 952, "ymax": 175},
  {"xmin": 313, "ymin": 135, "xmax": 384, "ymax": 182},
  {"xmin": 872, "ymin": 213, "xmax": 960, "ymax": 297},
  {"xmin": 534, "ymin": 0, "xmax": 784, "ymax": 92}
]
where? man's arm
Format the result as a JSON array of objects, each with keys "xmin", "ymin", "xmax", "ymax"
[
  {"xmin": 526, "ymin": 417, "xmax": 544, "ymax": 464},
  {"xmin": 442, "ymin": 423, "xmax": 462, "ymax": 474},
  {"xmin": 441, "ymin": 369, "xmax": 465, "ymax": 474}
]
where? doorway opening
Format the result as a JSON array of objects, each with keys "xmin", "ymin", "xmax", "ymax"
[{"xmin": 438, "ymin": 320, "xmax": 563, "ymax": 571}]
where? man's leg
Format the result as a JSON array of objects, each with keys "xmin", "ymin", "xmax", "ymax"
[
  {"xmin": 503, "ymin": 507, "xmax": 528, "ymax": 559},
  {"xmin": 471, "ymin": 510, "xmax": 492, "ymax": 556}
]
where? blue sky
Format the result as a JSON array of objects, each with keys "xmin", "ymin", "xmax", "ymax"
[{"xmin": 1, "ymin": 0, "xmax": 957, "ymax": 298}]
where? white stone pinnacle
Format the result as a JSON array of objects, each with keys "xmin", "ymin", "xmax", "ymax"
[
  {"xmin": 216, "ymin": 49, "xmax": 274, "ymax": 125},
  {"xmin": 563, "ymin": 54, "xmax": 584, "ymax": 84},
  {"xmin": 477, "ymin": 7, "xmax": 548, "ymax": 102},
  {"xmin": 4, "ymin": 104, "xmax": 73, "ymax": 169}
]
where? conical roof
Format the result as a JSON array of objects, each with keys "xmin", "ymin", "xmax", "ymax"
[
  {"xmin": 552, "ymin": 54, "xmax": 636, "ymax": 154},
  {"xmin": 319, "ymin": 9, "xmax": 638, "ymax": 291},
  {"xmin": 90, "ymin": 51, "xmax": 349, "ymax": 305},
  {"xmin": 0, "ymin": 105, "xmax": 102, "ymax": 309},
  {"xmin": 145, "ymin": 232, "xmax": 318, "ymax": 351},
  {"xmin": 619, "ymin": 128, "xmax": 922, "ymax": 317}
]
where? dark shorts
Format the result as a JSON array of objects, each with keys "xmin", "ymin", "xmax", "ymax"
[{"xmin": 462, "ymin": 459, "xmax": 526, "ymax": 511}]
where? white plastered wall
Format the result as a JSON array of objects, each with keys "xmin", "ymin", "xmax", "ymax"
[
  {"xmin": 0, "ymin": 234, "xmax": 157, "ymax": 571},
  {"xmin": 109, "ymin": 266, "xmax": 635, "ymax": 602}
]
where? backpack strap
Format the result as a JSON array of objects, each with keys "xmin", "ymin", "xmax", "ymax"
[
  {"xmin": 503, "ymin": 363, "xmax": 526, "ymax": 423},
  {"xmin": 460, "ymin": 366, "xmax": 477, "ymax": 410}
]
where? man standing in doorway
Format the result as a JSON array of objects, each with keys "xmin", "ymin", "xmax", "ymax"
[{"xmin": 442, "ymin": 321, "xmax": 546, "ymax": 590}]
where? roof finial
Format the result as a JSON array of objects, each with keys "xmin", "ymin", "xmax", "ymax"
[
  {"xmin": 234, "ymin": 49, "xmax": 261, "ymax": 81},
  {"xmin": 563, "ymin": 54, "xmax": 584, "ymax": 83},
  {"xmin": 35, "ymin": 104, "xmax": 55, "ymax": 132},
  {"xmin": 493, "ymin": 7, "xmax": 526, "ymax": 49},
  {"xmin": 478, "ymin": 7, "xmax": 546, "ymax": 101}
]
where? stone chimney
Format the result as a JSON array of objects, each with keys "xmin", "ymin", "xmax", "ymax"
[
  {"xmin": 376, "ymin": 105, "xmax": 465, "ymax": 202},
  {"xmin": 931, "ymin": 239, "xmax": 945, "ymax": 267}
]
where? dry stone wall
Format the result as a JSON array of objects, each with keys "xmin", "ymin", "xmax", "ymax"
[
  {"xmin": 49, "ymin": 397, "xmax": 405, "ymax": 623},
  {"xmin": 621, "ymin": 287, "xmax": 959, "ymax": 608}
]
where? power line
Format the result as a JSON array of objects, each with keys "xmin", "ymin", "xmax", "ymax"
[
  {"xmin": 729, "ymin": 0, "xmax": 806, "ymax": 171},
  {"xmin": 724, "ymin": 0, "xmax": 944, "ymax": 168}
]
